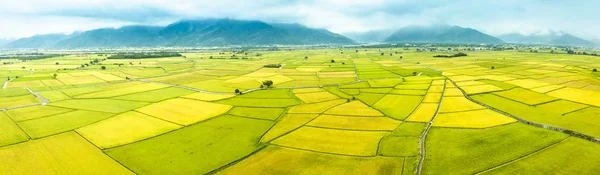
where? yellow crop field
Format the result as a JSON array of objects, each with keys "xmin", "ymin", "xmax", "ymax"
[
  {"xmin": 431, "ymin": 79, "xmax": 445, "ymax": 85},
  {"xmin": 76, "ymin": 83, "xmax": 168, "ymax": 98},
  {"xmin": 307, "ymin": 115, "xmax": 401, "ymax": 131},
  {"xmin": 136, "ymin": 98, "xmax": 232, "ymax": 125},
  {"xmin": 260, "ymin": 114, "xmax": 320, "ymax": 142},
  {"xmin": 0, "ymin": 95, "xmax": 41, "ymax": 109},
  {"xmin": 0, "ymin": 113, "xmax": 29, "ymax": 146},
  {"xmin": 77, "ymin": 111, "xmax": 182, "ymax": 148},
  {"xmin": 444, "ymin": 88, "xmax": 463, "ymax": 96},
  {"xmin": 4, "ymin": 47, "xmax": 600, "ymax": 174},
  {"xmin": 40, "ymin": 80, "xmax": 65, "ymax": 86},
  {"xmin": 296, "ymin": 66, "xmax": 326, "ymax": 72},
  {"xmin": 536, "ymin": 100, "xmax": 588, "ymax": 115},
  {"xmin": 287, "ymin": 99, "xmax": 347, "ymax": 113},
  {"xmin": 88, "ymin": 72, "xmax": 124, "ymax": 81},
  {"xmin": 6, "ymin": 105, "xmax": 74, "ymax": 122},
  {"xmin": 439, "ymin": 97, "xmax": 485, "ymax": 113},
  {"xmin": 182, "ymin": 92, "xmax": 235, "ymax": 101},
  {"xmin": 367, "ymin": 78, "xmax": 404, "ymax": 87},
  {"xmin": 272, "ymin": 127, "xmax": 389, "ymax": 156},
  {"xmin": 293, "ymin": 88, "xmax": 324, "ymax": 94},
  {"xmin": 38, "ymin": 91, "xmax": 71, "ymax": 102},
  {"xmin": 531, "ymin": 85, "xmax": 565, "ymax": 93},
  {"xmin": 217, "ymin": 146, "xmax": 404, "ymax": 175},
  {"xmin": 433, "ymin": 109, "xmax": 516, "ymax": 128},
  {"xmin": 547, "ymin": 87, "xmax": 600, "ymax": 107},
  {"xmin": 506, "ymin": 79, "xmax": 551, "ymax": 89},
  {"xmin": 318, "ymin": 71, "xmax": 356, "ymax": 78},
  {"xmin": 295, "ymin": 91, "xmax": 339, "ymax": 103},
  {"xmin": 7, "ymin": 80, "xmax": 45, "ymax": 88},
  {"xmin": 461, "ymin": 84, "xmax": 503, "ymax": 94},
  {"xmin": 0, "ymin": 132, "xmax": 134, "ymax": 174},
  {"xmin": 324, "ymin": 101, "xmax": 384, "ymax": 117},
  {"xmin": 428, "ymin": 85, "xmax": 444, "ymax": 93},
  {"xmin": 448, "ymin": 75, "xmax": 479, "ymax": 82},
  {"xmin": 56, "ymin": 75, "xmax": 106, "ymax": 85},
  {"xmin": 479, "ymin": 75, "xmax": 516, "ymax": 81},
  {"xmin": 423, "ymin": 93, "xmax": 442, "ymax": 103},
  {"xmin": 406, "ymin": 103, "xmax": 439, "ymax": 122},
  {"xmin": 456, "ymin": 81, "xmax": 486, "ymax": 86}
]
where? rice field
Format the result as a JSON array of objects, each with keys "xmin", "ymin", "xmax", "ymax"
[{"xmin": 1, "ymin": 49, "xmax": 600, "ymax": 174}]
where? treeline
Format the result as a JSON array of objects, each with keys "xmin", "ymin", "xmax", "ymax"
[
  {"xmin": 107, "ymin": 52, "xmax": 182, "ymax": 59},
  {"xmin": 433, "ymin": 52, "xmax": 468, "ymax": 58},
  {"xmin": 0, "ymin": 54, "xmax": 64, "ymax": 61}
]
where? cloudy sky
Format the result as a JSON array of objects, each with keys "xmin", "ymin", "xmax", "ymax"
[{"xmin": 1, "ymin": 0, "xmax": 599, "ymax": 40}]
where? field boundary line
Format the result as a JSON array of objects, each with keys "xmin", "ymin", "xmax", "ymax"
[
  {"xmin": 416, "ymin": 78, "xmax": 446, "ymax": 175},
  {"xmin": 446, "ymin": 77, "xmax": 600, "ymax": 144},
  {"xmin": 474, "ymin": 136, "xmax": 571, "ymax": 174},
  {"xmin": 73, "ymin": 131, "xmax": 139, "ymax": 175}
]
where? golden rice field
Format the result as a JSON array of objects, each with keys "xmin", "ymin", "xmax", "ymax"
[{"xmin": 1, "ymin": 48, "xmax": 600, "ymax": 174}]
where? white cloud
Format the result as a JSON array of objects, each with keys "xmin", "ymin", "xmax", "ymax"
[{"xmin": 1, "ymin": 0, "xmax": 599, "ymax": 40}]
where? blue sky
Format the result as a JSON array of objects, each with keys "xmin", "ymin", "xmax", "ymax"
[{"xmin": 1, "ymin": 0, "xmax": 599, "ymax": 40}]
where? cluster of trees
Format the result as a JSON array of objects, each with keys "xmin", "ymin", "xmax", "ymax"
[
  {"xmin": 80, "ymin": 59, "xmax": 103, "ymax": 68},
  {"xmin": 2, "ymin": 62, "xmax": 14, "ymax": 65},
  {"xmin": 433, "ymin": 52, "xmax": 468, "ymax": 58},
  {"xmin": 2, "ymin": 54, "xmax": 65, "ymax": 61},
  {"xmin": 263, "ymin": 64, "xmax": 282, "ymax": 68},
  {"xmin": 260, "ymin": 80, "xmax": 273, "ymax": 88},
  {"xmin": 107, "ymin": 52, "xmax": 182, "ymax": 59}
]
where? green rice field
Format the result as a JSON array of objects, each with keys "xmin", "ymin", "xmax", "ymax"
[{"xmin": 1, "ymin": 48, "xmax": 600, "ymax": 174}]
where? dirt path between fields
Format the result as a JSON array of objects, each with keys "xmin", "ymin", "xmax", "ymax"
[{"xmin": 416, "ymin": 79, "xmax": 447, "ymax": 175}]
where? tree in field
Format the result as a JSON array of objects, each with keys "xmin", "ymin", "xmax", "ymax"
[
  {"xmin": 491, "ymin": 66, "xmax": 495, "ymax": 69},
  {"xmin": 55, "ymin": 62, "xmax": 59, "ymax": 65},
  {"xmin": 341, "ymin": 52, "xmax": 343, "ymax": 54},
  {"xmin": 21, "ymin": 66, "xmax": 25, "ymax": 69},
  {"xmin": 331, "ymin": 59, "xmax": 335, "ymax": 63},
  {"xmin": 101, "ymin": 66, "xmax": 106, "ymax": 70},
  {"xmin": 235, "ymin": 89, "xmax": 241, "ymax": 95},
  {"xmin": 412, "ymin": 72, "xmax": 418, "ymax": 76},
  {"xmin": 356, "ymin": 50, "xmax": 359, "ymax": 53},
  {"xmin": 380, "ymin": 53, "xmax": 384, "ymax": 56},
  {"xmin": 53, "ymin": 73, "xmax": 57, "ymax": 78},
  {"xmin": 262, "ymin": 80, "xmax": 274, "ymax": 88},
  {"xmin": 304, "ymin": 56, "xmax": 308, "ymax": 60},
  {"xmin": 342, "ymin": 62, "xmax": 345, "ymax": 65},
  {"xmin": 594, "ymin": 68, "xmax": 598, "ymax": 72}
]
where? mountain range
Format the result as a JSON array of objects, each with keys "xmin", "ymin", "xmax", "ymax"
[
  {"xmin": 384, "ymin": 25, "xmax": 504, "ymax": 44},
  {"xmin": 497, "ymin": 31, "xmax": 597, "ymax": 46},
  {"xmin": 4, "ymin": 19, "xmax": 355, "ymax": 49},
  {"xmin": 4, "ymin": 19, "xmax": 599, "ymax": 48}
]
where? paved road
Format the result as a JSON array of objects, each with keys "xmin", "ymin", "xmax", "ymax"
[{"xmin": 26, "ymin": 88, "xmax": 49, "ymax": 105}]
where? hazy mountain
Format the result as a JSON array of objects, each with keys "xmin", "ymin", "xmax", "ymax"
[
  {"xmin": 342, "ymin": 29, "xmax": 395, "ymax": 43},
  {"xmin": 498, "ymin": 31, "xmax": 597, "ymax": 46},
  {"xmin": 385, "ymin": 25, "xmax": 504, "ymax": 44},
  {"xmin": 5, "ymin": 34, "xmax": 73, "ymax": 48},
  {"xmin": 271, "ymin": 23, "xmax": 355, "ymax": 44},
  {"xmin": 55, "ymin": 26, "xmax": 166, "ymax": 48},
  {"xmin": 6, "ymin": 19, "xmax": 355, "ymax": 48},
  {"xmin": 0, "ymin": 38, "xmax": 15, "ymax": 47}
]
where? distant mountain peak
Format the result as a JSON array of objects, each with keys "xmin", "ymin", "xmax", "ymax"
[
  {"xmin": 384, "ymin": 25, "xmax": 503, "ymax": 44},
  {"xmin": 498, "ymin": 31, "xmax": 596, "ymax": 46},
  {"xmin": 5, "ymin": 18, "xmax": 355, "ymax": 49}
]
